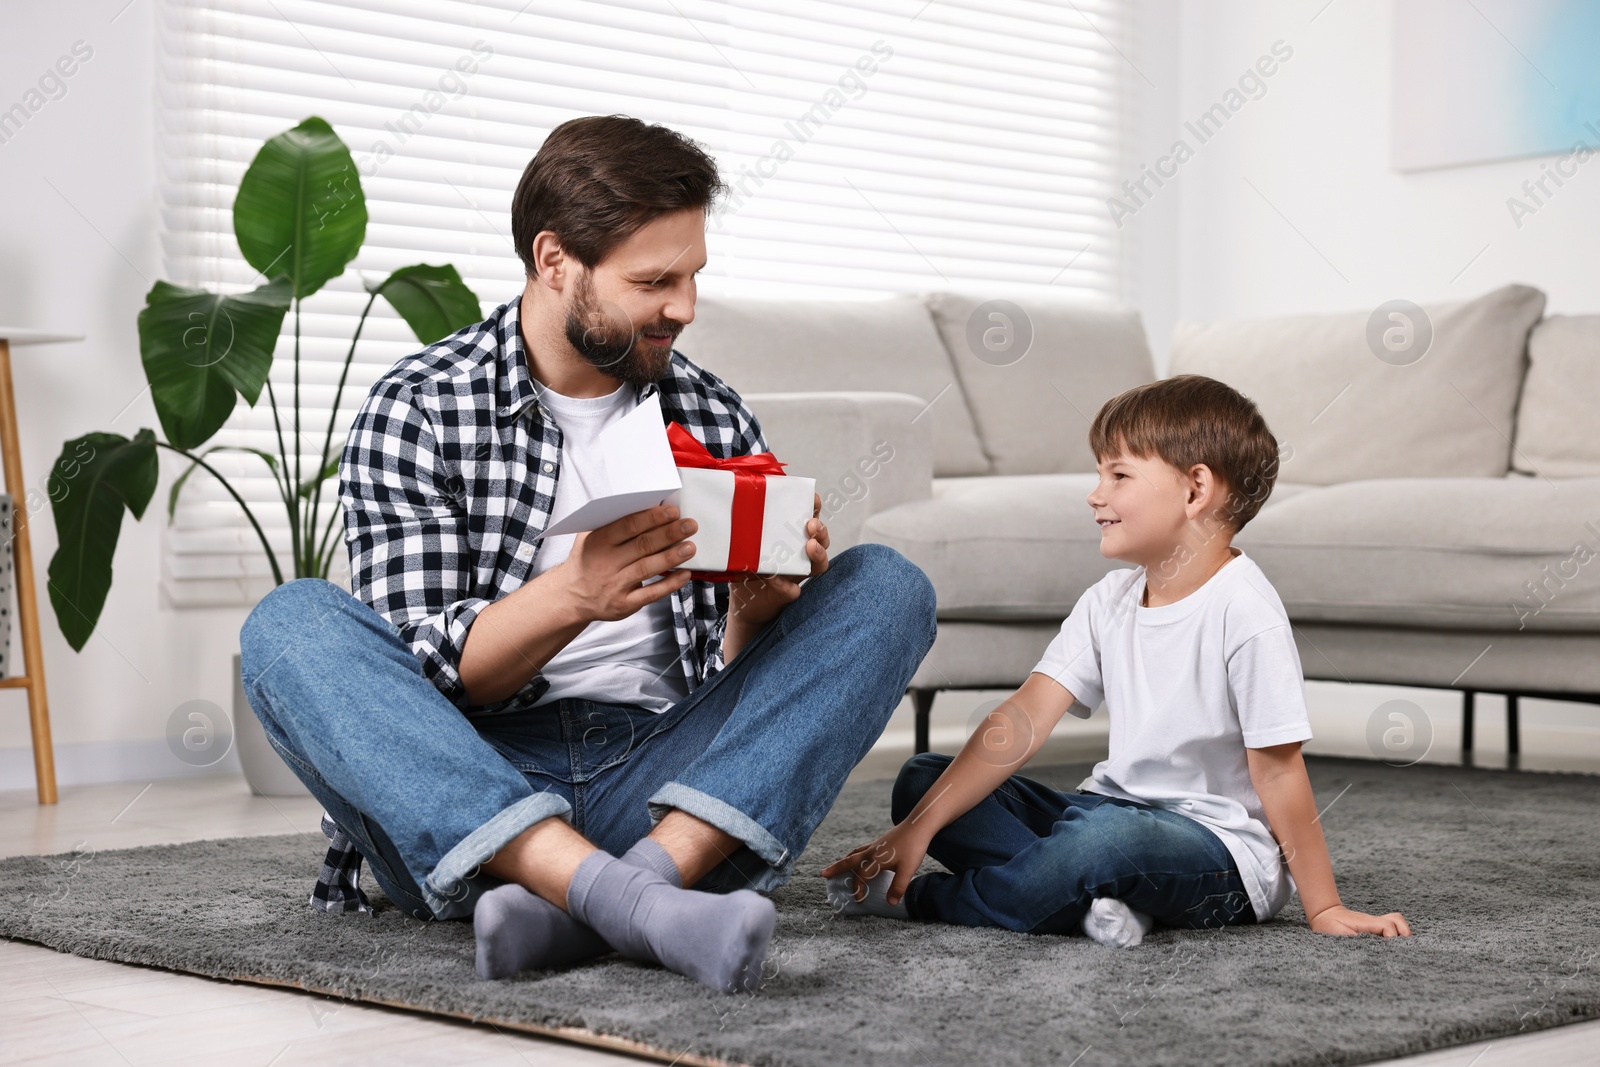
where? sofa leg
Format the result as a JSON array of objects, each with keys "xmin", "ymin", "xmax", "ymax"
[
  {"xmin": 1506, "ymin": 694, "xmax": 1520, "ymax": 758},
  {"xmin": 1461, "ymin": 689, "xmax": 1475, "ymax": 756},
  {"xmin": 910, "ymin": 688, "xmax": 937, "ymax": 755}
]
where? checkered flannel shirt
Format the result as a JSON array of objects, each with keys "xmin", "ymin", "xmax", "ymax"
[{"xmin": 310, "ymin": 293, "xmax": 768, "ymax": 914}]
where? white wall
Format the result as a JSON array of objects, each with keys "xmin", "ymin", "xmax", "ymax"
[
  {"xmin": 1124, "ymin": 0, "xmax": 1183, "ymax": 370},
  {"xmin": 0, "ymin": 2, "xmax": 247, "ymax": 790},
  {"xmin": 1163, "ymin": 0, "xmax": 1600, "ymax": 330},
  {"xmin": 1143, "ymin": 0, "xmax": 1600, "ymax": 748}
]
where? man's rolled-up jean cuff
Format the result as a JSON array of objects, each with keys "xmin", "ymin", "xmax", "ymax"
[
  {"xmin": 422, "ymin": 790, "xmax": 572, "ymax": 918},
  {"xmin": 647, "ymin": 782, "xmax": 792, "ymax": 893}
]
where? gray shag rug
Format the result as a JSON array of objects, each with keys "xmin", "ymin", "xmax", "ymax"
[{"xmin": 3, "ymin": 756, "xmax": 1599, "ymax": 1067}]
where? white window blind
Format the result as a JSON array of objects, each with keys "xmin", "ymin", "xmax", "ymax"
[{"xmin": 156, "ymin": 0, "xmax": 1133, "ymax": 606}]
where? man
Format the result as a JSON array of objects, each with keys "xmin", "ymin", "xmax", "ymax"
[{"xmin": 240, "ymin": 114, "xmax": 937, "ymax": 994}]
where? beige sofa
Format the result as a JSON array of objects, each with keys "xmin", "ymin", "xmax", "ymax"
[{"xmin": 678, "ymin": 285, "xmax": 1600, "ymax": 753}]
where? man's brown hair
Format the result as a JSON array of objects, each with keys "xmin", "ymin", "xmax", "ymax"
[
  {"xmin": 510, "ymin": 114, "xmax": 725, "ymax": 276},
  {"xmin": 1088, "ymin": 374, "xmax": 1281, "ymax": 531}
]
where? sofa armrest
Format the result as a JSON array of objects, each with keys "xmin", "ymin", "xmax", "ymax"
[{"xmin": 743, "ymin": 391, "xmax": 934, "ymax": 552}]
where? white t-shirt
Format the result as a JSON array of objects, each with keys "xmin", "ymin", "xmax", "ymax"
[
  {"xmin": 527, "ymin": 384, "xmax": 688, "ymax": 713},
  {"xmin": 1031, "ymin": 549, "xmax": 1313, "ymax": 922}
]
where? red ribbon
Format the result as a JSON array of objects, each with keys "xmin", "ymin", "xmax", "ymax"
[{"xmin": 666, "ymin": 422, "xmax": 786, "ymax": 576}]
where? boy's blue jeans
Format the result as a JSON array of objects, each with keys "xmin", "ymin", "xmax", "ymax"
[
  {"xmin": 896, "ymin": 752, "xmax": 1258, "ymax": 934},
  {"xmin": 239, "ymin": 543, "xmax": 936, "ymax": 921}
]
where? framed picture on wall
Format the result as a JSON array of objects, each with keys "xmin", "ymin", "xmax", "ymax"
[{"xmin": 1392, "ymin": 0, "xmax": 1600, "ymax": 171}]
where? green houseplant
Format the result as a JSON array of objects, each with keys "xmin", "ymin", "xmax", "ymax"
[{"xmin": 46, "ymin": 117, "xmax": 482, "ymax": 651}]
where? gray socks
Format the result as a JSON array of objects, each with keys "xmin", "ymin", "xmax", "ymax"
[
  {"xmin": 624, "ymin": 836, "xmax": 683, "ymax": 887},
  {"xmin": 473, "ymin": 838, "xmax": 681, "ymax": 980},
  {"xmin": 566, "ymin": 848, "xmax": 776, "ymax": 994}
]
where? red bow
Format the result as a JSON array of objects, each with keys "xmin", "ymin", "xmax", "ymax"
[{"xmin": 666, "ymin": 422, "xmax": 786, "ymax": 576}]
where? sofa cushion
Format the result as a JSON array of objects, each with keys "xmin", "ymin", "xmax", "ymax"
[
  {"xmin": 924, "ymin": 294, "xmax": 1156, "ymax": 476},
  {"xmin": 676, "ymin": 295, "xmax": 991, "ymax": 477},
  {"xmin": 1512, "ymin": 314, "xmax": 1600, "ymax": 478},
  {"xmin": 864, "ymin": 472, "xmax": 1600, "ymax": 633},
  {"xmin": 1169, "ymin": 284, "xmax": 1546, "ymax": 484},
  {"xmin": 1235, "ymin": 476, "xmax": 1600, "ymax": 632}
]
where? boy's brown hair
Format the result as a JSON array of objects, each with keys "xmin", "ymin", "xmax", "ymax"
[
  {"xmin": 1088, "ymin": 374, "xmax": 1280, "ymax": 531},
  {"xmin": 511, "ymin": 114, "xmax": 725, "ymax": 276}
]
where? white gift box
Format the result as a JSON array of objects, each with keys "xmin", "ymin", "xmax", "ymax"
[
  {"xmin": 669, "ymin": 467, "xmax": 815, "ymax": 578},
  {"xmin": 540, "ymin": 393, "xmax": 815, "ymax": 579}
]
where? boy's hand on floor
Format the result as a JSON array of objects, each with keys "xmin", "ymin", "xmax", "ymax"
[
  {"xmin": 820, "ymin": 825, "xmax": 928, "ymax": 908},
  {"xmin": 1307, "ymin": 904, "xmax": 1412, "ymax": 937}
]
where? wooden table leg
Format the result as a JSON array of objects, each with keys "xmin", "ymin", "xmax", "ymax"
[{"xmin": 0, "ymin": 339, "xmax": 56, "ymax": 804}]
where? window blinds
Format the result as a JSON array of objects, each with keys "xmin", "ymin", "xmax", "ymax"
[{"xmin": 156, "ymin": 0, "xmax": 1132, "ymax": 606}]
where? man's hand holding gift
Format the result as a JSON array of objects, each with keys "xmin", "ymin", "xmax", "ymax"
[
  {"xmin": 723, "ymin": 493, "xmax": 830, "ymax": 662},
  {"xmin": 660, "ymin": 420, "xmax": 824, "ymax": 662},
  {"xmin": 537, "ymin": 400, "xmax": 825, "ymax": 664}
]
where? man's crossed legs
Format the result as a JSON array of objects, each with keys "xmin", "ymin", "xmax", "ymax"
[{"xmin": 240, "ymin": 543, "xmax": 936, "ymax": 992}]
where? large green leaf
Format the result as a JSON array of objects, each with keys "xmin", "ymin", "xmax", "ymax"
[
  {"xmin": 138, "ymin": 277, "xmax": 292, "ymax": 451},
  {"xmin": 233, "ymin": 116, "xmax": 366, "ymax": 299},
  {"xmin": 369, "ymin": 265, "xmax": 482, "ymax": 344},
  {"xmin": 46, "ymin": 430, "xmax": 159, "ymax": 652}
]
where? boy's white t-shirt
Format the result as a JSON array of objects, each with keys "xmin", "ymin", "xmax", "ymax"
[
  {"xmin": 1031, "ymin": 549, "xmax": 1313, "ymax": 922},
  {"xmin": 526, "ymin": 383, "xmax": 688, "ymax": 713}
]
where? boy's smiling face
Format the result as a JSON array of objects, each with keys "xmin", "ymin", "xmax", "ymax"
[{"xmin": 1087, "ymin": 447, "xmax": 1216, "ymax": 568}]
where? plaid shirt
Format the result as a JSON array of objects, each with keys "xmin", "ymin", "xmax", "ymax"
[{"xmin": 311, "ymin": 294, "xmax": 768, "ymax": 914}]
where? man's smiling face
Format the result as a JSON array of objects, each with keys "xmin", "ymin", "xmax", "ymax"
[{"xmin": 562, "ymin": 206, "xmax": 707, "ymax": 387}]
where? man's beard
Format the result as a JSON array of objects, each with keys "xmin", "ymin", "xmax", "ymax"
[{"xmin": 563, "ymin": 272, "xmax": 678, "ymax": 387}]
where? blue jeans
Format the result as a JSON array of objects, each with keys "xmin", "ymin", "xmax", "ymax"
[
  {"xmin": 240, "ymin": 543, "xmax": 936, "ymax": 921},
  {"xmin": 895, "ymin": 752, "xmax": 1256, "ymax": 934}
]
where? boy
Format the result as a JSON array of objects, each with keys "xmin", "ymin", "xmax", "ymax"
[{"xmin": 822, "ymin": 375, "xmax": 1410, "ymax": 946}]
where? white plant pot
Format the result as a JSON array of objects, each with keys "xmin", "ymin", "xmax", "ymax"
[{"xmin": 232, "ymin": 652, "xmax": 312, "ymax": 797}]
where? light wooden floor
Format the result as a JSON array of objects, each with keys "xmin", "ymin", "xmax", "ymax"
[{"xmin": 4, "ymin": 687, "xmax": 1599, "ymax": 1066}]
